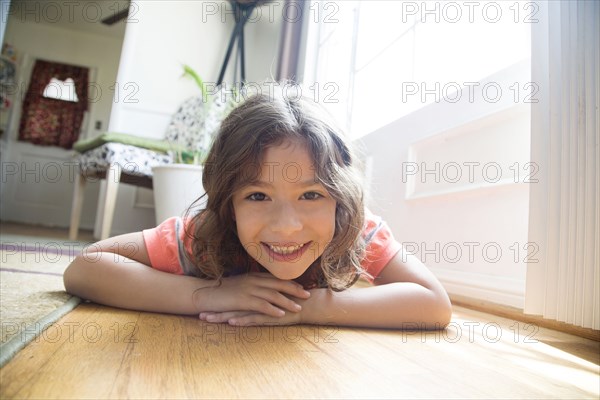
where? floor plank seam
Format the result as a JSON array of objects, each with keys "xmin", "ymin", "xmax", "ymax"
[{"xmin": 108, "ymin": 311, "xmax": 142, "ymax": 398}]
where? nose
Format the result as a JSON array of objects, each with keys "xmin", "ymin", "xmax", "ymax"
[{"xmin": 270, "ymin": 201, "xmax": 303, "ymax": 236}]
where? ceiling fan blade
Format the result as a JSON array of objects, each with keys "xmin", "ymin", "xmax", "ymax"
[{"xmin": 101, "ymin": 8, "xmax": 129, "ymax": 25}]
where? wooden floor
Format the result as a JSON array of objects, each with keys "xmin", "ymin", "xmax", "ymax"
[
  {"xmin": 1, "ymin": 222, "xmax": 598, "ymax": 398},
  {"xmin": 1, "ymin": 302, "xmax": 598, "ymax": 399},
  {"xmin": 0, "ymin": 221, "xmax": 95, "ymax": 242}
]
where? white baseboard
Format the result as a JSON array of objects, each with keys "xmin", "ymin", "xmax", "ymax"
[{"xmin": 430, "ymin": 267, "xmax": 525, "ymax": 309}]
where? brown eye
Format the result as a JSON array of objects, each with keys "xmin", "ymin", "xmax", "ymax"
[
  {"xmin": 301, "ymin": 191, "xmax": 323, "ymax": 200},
  {"xmin": 247, "ymin": 192, "xmax": 268, "ymax": 201}
]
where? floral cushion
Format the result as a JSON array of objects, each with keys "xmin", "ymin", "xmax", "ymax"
[
  {"xmin": 164, "ymin": 94, "xmax": 233, "ymax": 155},
  {"xmin": 77, "ymin": 142, "xmax": 172, "ymax": 177},
  {"xmin": 73, "ymin": 132, "xmax": 173, "ymax": 154}
]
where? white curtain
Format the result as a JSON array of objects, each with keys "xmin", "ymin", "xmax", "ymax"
[{"xmin": 525, "ymin": 0, "xmax": 599, "ymax": 329}]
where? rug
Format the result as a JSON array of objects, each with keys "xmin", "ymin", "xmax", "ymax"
[{"xmin": 0, "ymin": 234, "xmax": 90, "ymax": 367}]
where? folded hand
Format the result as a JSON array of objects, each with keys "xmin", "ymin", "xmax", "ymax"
[{"xmin": 194, "ymin": 272, "xmax": 311, "ymax": 320}]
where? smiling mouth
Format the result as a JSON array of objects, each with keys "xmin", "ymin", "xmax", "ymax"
[{"xmin": 263, "ymin": 242, "xmax": 310, "ymax": 255}]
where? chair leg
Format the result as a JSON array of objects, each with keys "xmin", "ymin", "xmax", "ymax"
[
  {"xmin": 68, "ymin": 172, "xmax": 87, "ymax": 241},
  {"xmin": 99, "ymin": 163, "xmax": 122, "ymax": 240}
]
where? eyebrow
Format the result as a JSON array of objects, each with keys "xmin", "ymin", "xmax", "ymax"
[{"xmin": 249, "ymin": 179, "xmax": 321, "ymax": 188}]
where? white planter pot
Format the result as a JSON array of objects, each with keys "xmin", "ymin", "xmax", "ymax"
[{"xmin": 152, "ymin": 164, "xmax": 207, "ymax": 224}]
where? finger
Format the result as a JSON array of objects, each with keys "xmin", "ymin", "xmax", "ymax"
[
  {"xmin": 199, "ymin": 287, "xmax": 295, "ymax": 318},
  {"xmin": 245, "ymin": 296, "xmax": 288, "ymax": 318},
  {"xmin": 250, "ymin": 275, "xmax": 312, "ymax": 299},
  {"xmin": 228, "ymin": 313, "xmax": 291, "ymax": 327},
  {"xmin": 200, "ymin": 311, "xmax": 241, "ymax": 323},
  {"xmin": 199, "ymin": 312, "xmax": 218, "ymax": 321},
  {"xmin": 253, "ymin": 288, "xmax": 303, "ymax": 313},
  {"xmin": 274, "ymin": 282, "xmax": 312, "ymax": 299},
  {"xmin": 203, "ymin": 311, "xmax": 252, "ymax": 324}
]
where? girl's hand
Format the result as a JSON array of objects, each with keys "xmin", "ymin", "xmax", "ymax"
[
  {"xmin": 199, "ymin": 308, "xmax": 304, "ymax": 326},
  {"xmin": 194, "ymin": 272, "xmax": 311, "ymax": 318}
]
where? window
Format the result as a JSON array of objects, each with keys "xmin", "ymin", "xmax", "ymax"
[
  {"xmin": 18, "ymin": 59, "xmax": 88, "ymax": 148},
  {"xmin": 306, "ymin": 0, "xmax": 532, "ymax": 139},
  {"xmin": 42, "ymin": 77, "xmax": 80, "ymax": 102}
]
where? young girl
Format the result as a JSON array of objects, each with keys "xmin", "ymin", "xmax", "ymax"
[{"xmin": 64, "ymin": 89, "xmax": 452, "ymax": 329}]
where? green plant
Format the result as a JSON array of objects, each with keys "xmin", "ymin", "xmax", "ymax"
[
  {"xmin": 169, "ymin": 137, "xmax": 204, "ymax": 166},
  {"xmin": 182, "ymin": 64, "xmax": 208, "ymax": 101}
]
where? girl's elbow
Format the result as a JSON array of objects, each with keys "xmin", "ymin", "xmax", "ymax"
[
  {"xmin": 432, "ymin": 294, "xmax": 453, "ymax": 329},
  {"xmin": 437, "ymin": 302, "xmax": 453, "ymax": 329},
  {"xmin": 419, "ymin": 292, "xmax": 452, "ymax": 330},
  {"xmin": 63, "ymin": 256, "xmax": 89, "ymax": 297},
  {"xmin": 63, "ymin": 261, "xmax": 75, "ymax": 292}
]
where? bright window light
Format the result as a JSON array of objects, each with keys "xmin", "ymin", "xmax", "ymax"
[
  {"xmin": 308, "ymin": 0, "xmax": 532, "ymax": 139},
  {"xmin": 43, "ymin": 77, "xmax": 79, "ymax": 102}
]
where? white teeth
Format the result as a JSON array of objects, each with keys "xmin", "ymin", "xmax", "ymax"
[{"xmin": 267, "ymin": 243, "xmax": 304, "ymax": 255}]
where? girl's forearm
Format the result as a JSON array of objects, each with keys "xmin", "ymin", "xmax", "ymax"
[
  {"xmin": 64, "ymin": 253, "xmax": 211, "ymax": 315},
  {"xmin": 302, "ymin": 283, "xmax": 452, "ymax": 329}
]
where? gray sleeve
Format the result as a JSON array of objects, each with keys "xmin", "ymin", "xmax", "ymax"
[{"xmin": 175, "ymin": 217, "xmax": 199, "ymax": 276}]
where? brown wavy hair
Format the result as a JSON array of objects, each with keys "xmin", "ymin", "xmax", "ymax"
[{"xmin": 185, "ymin": 89, "xmax": 367, "ymax": 291}]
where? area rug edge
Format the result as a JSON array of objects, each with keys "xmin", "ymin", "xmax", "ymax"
[{"xmin": 0, "ymin": 296, "xmax": 82, "ymax": 368}]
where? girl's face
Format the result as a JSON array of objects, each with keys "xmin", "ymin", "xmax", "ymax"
[{"xmin": 232, "ymin": 139, "xmax": 337, "ymax": 280}]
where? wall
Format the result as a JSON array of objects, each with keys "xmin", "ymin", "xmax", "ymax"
[
  {"xmin": 109, "ymin": 0, "xmax": 283, "ymax": 138},
  {"xmin": 244, "ymin": 1, "xmax": 285, "ymax": 82},
  {"xmin": 3, "ymin": 17, "xmax": 123, "ymax": 140},
  {"xmin": 357, "ymin": 61, "xmax": 531, "ymax": 308},
  {"xmin": 0, "ymin": 0, "xmax": 10, "ymax": 45},
  {"xmin": 0, "ymin": 13, "xmax": 124, "ymax": 228}
]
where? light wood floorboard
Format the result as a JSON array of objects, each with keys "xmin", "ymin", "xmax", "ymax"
[{"xmin": 1, "ymin": 303, "xmax": 598, "ymax": 399}]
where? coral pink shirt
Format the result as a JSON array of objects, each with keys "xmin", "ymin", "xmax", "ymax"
[{"xmin": 142, "ymin": 210, "xmax": 401, "ymax": 283}]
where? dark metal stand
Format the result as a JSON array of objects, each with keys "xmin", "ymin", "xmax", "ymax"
[{"xmin": 216, "ymin": 2, "xmax": 257, "ymax": 86}]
